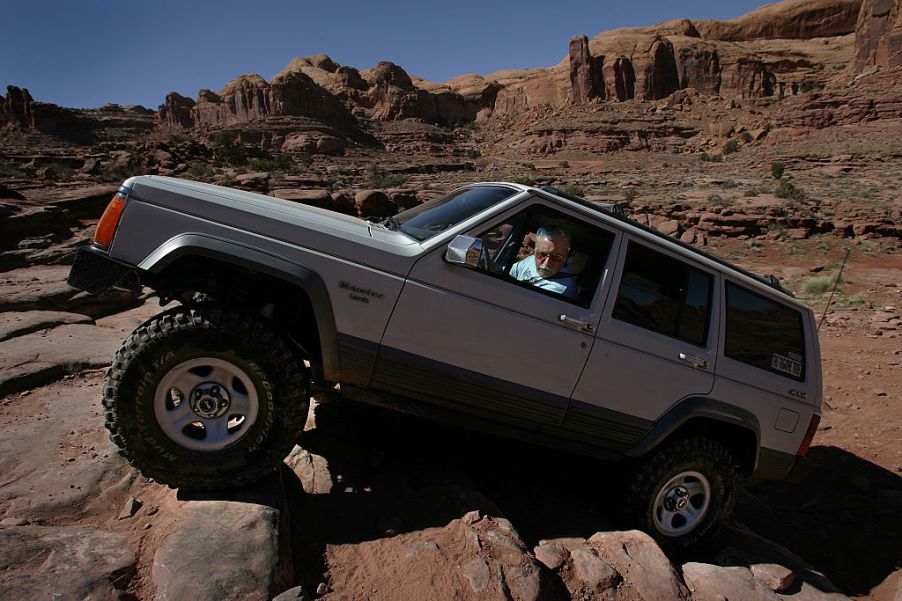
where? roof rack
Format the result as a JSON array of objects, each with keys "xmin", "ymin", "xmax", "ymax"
[{"xmin": 539, "ymin": 186, "xmax": 793, "ymax": 297}]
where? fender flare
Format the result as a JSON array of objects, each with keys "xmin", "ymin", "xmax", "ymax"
[
  {"xmin": 627, "ymin": 397, "xmax": 761, "ymax": 473},
  {"xmin": 139, "ymin": 233, "xmax": 339, "ymax": 381}
]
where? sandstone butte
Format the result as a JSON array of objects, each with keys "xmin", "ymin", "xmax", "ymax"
[{"xmin": 0, "ymin": 0, "xmax": 897, "ymax": 140}]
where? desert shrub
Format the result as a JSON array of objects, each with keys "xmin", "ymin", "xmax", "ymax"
[
  {"xmin": 722, "ymin": 140, "xmax": 739, "ymax": 155},
  {"xmin": 706, "ymin": 193, "xmax": 734, "ymax": 206},
  {"xmin": 248, "ymin": 153, "xmax": 294, "ymax": 173},
  {"xmin": 559, "ymin": 160, "xmax": 570, "ymax": 168},
  {"xmin": 365, "ymin": 165, "xmax": 407, "ymax": 189},
  {"xmin": 623, "ymin": 188, "xmax": 638, "ymax": 203},
  {"xmin": 802, "ymin": 275, "xmax": 834, "ymax": 295},
  {"xmin": 561, "ymin": 183, "xmax": 586, "ymax": 197},
  {"xmin": 0, "ymin": 163, "xmax": 25, "ymax": 177},
  {"xmin": 466, "ymin": 148, "xmax": 481, "ymax": 160},
  {"xmin": 744, "ymin": 187, "xmax": 762, "ymax": 197},
  {"xmin": 700, "ymin": 152, "xmax": 722, "ymax": 162},
  {"xmin": 771, "ymin": 162, "xmax": 785, "ymax": 179},
  {"xmin": 775, "ymin": 179, "xmax": 805, "ymax": 200},
  {"xmin": 741, "ymin": 132, "xmax": 753, "ymax": 143},
  {"xmin": 185, "ymin": 162, "xmax": 215, "ymax": 179},
  {"xmin": 208, "ymin": 131, "xmax": 245, "ymax": 165},
  {"xmin": 511, "ymin": 175, "xmax": 533, "ymax": 186},
  {"xmin": 800, "ymin": 81, "xmax": 824, "ymax": 93}
]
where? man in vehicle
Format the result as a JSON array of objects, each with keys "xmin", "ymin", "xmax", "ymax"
[{"xmin": 510, "ymin": 226, "xmax": 578, "ymax": 299}]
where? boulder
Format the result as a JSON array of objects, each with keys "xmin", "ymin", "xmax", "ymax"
[
  {"xmin": 683, "ymin": 562, "xmax": 783, "ymax": 601},
  {"xmin": 153, "ymin": 475, "xmax": 292, "ymax": 601},
  {"xmin": 355, "ymin": 190, "xmax": 396, "ymax": 218},
  {"xmin": 326, "ymin": 511, "xmax": 544, "ymax": 601},
  {"xmin": 588, "ymin": 530, "xmax": 690, "ymax": 600},
  {"xmin": 271, "ymin": 188, "xmax": 332, "ymax": 209},
  {"xmin": 330, "ymin": 191, "xmax": 358, "ymax": 215}
]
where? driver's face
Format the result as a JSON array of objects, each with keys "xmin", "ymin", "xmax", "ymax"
[{"xmin": 534, "ymin": 236, "xmax": 569, "ymax": 278}]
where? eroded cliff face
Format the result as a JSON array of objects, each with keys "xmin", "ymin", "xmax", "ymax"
[
  {"xmin": 0, "ymin": 86, "xmax": 78, "ymax": 132},
  {"xmin": 853, "ymin": 0, "xmax": 902, "ymax": 69},
  {"xmin": 5, "ymin": 0, "xmax": 899, "ymax": 151}
]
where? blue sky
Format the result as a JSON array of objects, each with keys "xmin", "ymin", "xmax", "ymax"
[{"xmin": 1, "ymin": 0, "xmax": 770, "ymax": 109}]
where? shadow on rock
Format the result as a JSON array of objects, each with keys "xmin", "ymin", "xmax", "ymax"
[{"xmin": 710, "ymin": 445, "xmax": 902, "ymax": 597}]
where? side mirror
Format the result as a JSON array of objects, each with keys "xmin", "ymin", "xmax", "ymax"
[{"xmin": 445, "ymin": 235, "xmax": 483, "ymax": 268}]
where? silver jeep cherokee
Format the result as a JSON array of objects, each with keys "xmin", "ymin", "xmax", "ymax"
[{"xmin": 68, "ymin": 176, "xmax": 823, "ymax": 546}]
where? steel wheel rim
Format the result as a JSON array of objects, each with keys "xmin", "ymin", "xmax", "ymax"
[
  {"xmin": 153, "ymin": 357, "xmax": 259, "ymax": 452},
  {"xmin": 652, "ymin": 470, "xmax": 712, "ymax": 537}
]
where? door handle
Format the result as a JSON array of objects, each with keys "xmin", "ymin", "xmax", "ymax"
[
  {"xmin": 679, "ymin": 352, "xmax": 708, "ymax": 369},
  {"xmin": 559, "ymin": 314, "xmax": 594, "ymax": 333}
]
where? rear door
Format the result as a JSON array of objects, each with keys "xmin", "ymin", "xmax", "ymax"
[{"xmin": 567, "ymin": 237, "xmax": 719, "ymax": 451}]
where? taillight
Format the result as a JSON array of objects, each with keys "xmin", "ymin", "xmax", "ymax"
[
  {"xmin": 797, "ymin": 413, "xmax": 821, "ymax": 457},
  {"xmin": 93, "ymin": 191, "xmax": 127, "ymax": 250}
]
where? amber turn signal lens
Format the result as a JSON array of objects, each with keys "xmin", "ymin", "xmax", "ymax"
[
  {"xmin": 93, "ymin": 193, "xmax": 126, "ymax": 249},
  {"xmin": 797, "ymin": 413, "xmax": 821, "ymax": 457}
]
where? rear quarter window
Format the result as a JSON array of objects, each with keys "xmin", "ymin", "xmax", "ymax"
[{"xmin": 724, "ymin": 282, "xmax": 806, "ymax": 381}]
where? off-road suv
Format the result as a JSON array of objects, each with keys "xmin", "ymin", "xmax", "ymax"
[{"xmin": 68, "ymin": 176, "xmax": 823, "ymax": 546}]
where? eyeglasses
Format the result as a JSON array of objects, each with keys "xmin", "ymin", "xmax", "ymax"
[{"xmin": 536, "ymin": 250, "xmax": 566, "ymax": 262}]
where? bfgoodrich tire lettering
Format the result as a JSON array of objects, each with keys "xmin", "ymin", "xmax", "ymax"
[
  {"xmin": 626, "ymin": 437, "xmax": 736, "ymax": 549},
  {"xmin": 103, "ymin": 304, "xmax": 309, "ymax": 489}
]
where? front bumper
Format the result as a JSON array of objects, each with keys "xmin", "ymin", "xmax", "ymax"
[{"xmin": 67, "ymin": 246, "xmax": 140, "ymax": 295}]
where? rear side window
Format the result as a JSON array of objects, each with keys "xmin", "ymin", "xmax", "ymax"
[
  {"xmin": 725, "ymin": 282, "xmax": 806, "ymax": 381},
  {"xmin": 612, "ymin": 242, "xmax": 712, "ymax": 346}
]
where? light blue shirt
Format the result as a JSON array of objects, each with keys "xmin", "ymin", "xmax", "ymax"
[{"xmin": 510, "ymin": 256, "xmax": 579, "ymax": 299}]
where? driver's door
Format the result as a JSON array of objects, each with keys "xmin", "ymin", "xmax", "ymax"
[{"xmin": 371, "ymin": 200, "xmax": 619, "ymax": 432}]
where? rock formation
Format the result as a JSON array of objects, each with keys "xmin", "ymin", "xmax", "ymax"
[
  {"xmin": 569, "ymin": 36, "xmax": 605, "ymax": 103},
  {"xmin": 0, "ymin": 86, "xmax": 77, "ymax": 131},
  {"xmin": 694, "ymin": 0, "xmax": 863, "ymax": 41},
  {"xmin": 853, "ymin": 0, "xmax": 902, "ymax": 70}
]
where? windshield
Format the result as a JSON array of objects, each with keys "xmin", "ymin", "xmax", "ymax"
[{"xmin": 394, "ymin": 186, "xmax": 519, "ymax": 241}]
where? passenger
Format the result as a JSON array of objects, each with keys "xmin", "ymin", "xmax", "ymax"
[{"xmin": 510, "ymin": 226, "xmax": 578, "ymax": 299}]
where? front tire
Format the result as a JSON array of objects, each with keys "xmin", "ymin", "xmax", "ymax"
[
  {"xmin": 103, "ymin": 304, "xmax": 309, "ymax": 490},
  {"xmin": 625, "ymin": 437, "xmax": 736, "ymax": 549}
]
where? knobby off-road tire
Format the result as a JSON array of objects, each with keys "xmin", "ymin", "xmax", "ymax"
[
  {"xmin": 625, "ymin": 437, "xmax": 737, "ymax": 550},
  {"xmin": 103, "ymin": 304, "xmax": 309, "ymax": 490}
]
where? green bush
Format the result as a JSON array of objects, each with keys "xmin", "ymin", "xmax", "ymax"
[
  {"xmin": 207, "ymin": 131, "xmax": 245, "ymax": 165},
  {"xmin": 744, "ymin": 187, "xmax": 761, "ymax": 197},
  {"xmin": 623, "ymin": 188, "xmax": 638, "ymax": 203},
  {"xmin": 185, "ymin": 162, "xmax": 215, "ymax": 179},
  {"xmin": 365, "ymin": 165, "xmax": 407, "ymax": 189},
  {"xmin": 248, "ymin": 153, "xmax": 294, "ymax": 173},
  {"xmin": 466, "ymin": 148, "xmax": 481, "ymax": 160},
  {"xmin": 561, "ymin": 183, "xmax": 586, "ymax": 197},
  {"xmin": 741, "ymin": 132, "xmax": 753, "ymax": 144},
  {"xmin": 802, "ymin": 275, "xmax": 834, "ymax": 295},
  {"xmin": 559, "ymin": 161, "xmax": 570, "ymax": 168},
  {"xmin": 771, "ymin": 162, "xmax": 785, "ymax": 179},
  {"xmin": 775, "ymin": 179, "xmax": 805, "ymax": 200},
  {"xmin": 722, "ymin": 140, "xmax": 739, "ymax": 155},
  {"xmin": 700, "ymin": 152, "xmax": 722, "ymax": 162}
]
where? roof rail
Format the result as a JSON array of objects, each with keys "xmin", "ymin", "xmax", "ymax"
[{"xmin": 538, "ymin": 186, "xmax": 793, "ymax": 297}]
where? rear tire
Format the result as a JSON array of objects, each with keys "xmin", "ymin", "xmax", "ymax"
[
  {"xmin": 625, "ymin": 437, "xmax": 736, "ymax": 550},
  {"xmin": 103, "ymin": 304, "xmax": 309, "ymax": 490}
]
